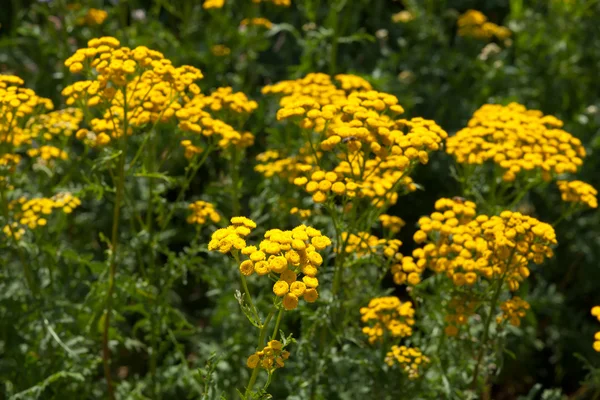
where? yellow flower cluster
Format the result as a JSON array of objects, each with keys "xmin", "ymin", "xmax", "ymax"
[
  {"xmin": 262, "ymin": 73, "xmax": 368, "ymax": 106},
  {"xmin": 447, "ymin": 103, "xmax": 585, "ymax": 182},
  {"xmin": 294, "ymin": 170, "xmax": 349, "ymax": 203},
  {"xmin": 385, "ymin": 345, "xmax": 429, "ymax": 379},
  {"xmin": 254, "ymin": 148, "xmax": 314, "ymax": 181},
  {"xmin": 557, "ymin": 180, "xmax": 598, "ymax": 209},
  {"xmin": 252, "ymin": 0, "xmax": 291, "ymax": 6},
  {"xmin": 400, "ymin": 198, "xmax": 556, "ymax": 291},
  {"xmin": 444, "ymin": 295, "xmax": 478, "ymax": 336},
  {"xmin": 263, "ymin": 74, "xmax": 447, "ymax": 207},
  {"xmin": 64, "ymin": 37, "xmax": 203, "ymax": 147},
  {"xmin": 1, "ymin": 75, "xmax": 53, "ymax": 143},
  {"xmin": 82, "ymin": 8, "xmax": 108, "ymax": 25},
  {"xmin": 360, "ymin": 296, "xmax": 415, "ymax": 344},
  {"xmin": 2, "ymin": 193, "xmax": 81, "ymax": 237},
  {"xmin": 203, "ymin": 0, "xmax": 224, "ymax": 9},
  {"xmin": 457, "ymin": 10, "xmax": 511, "ymax": 40},
  {"xmin": 392, "ymin": 11, "xmax": 414, "ymax": 23},
  {"xmin": 340, "ymin": 231, "xmax": 380, "ymax": 256},
  {"xmin": 379, "ymin": 214, "xmax": 406, "ymax": 234},
  {"xmin": 188, "ymin": 87, "xmax": 258, "ymax": 114},
  {"xmin": 210, "ymin": 45, "xmax": 231, "ymax": 57},
  {"xmin": 187, "ymin": 201, "xmax": 221, "ymax": 225},
  {"xmin": 592, "ymin": 306, "xmax": 600, "ymax": 352},
  {"xmin": 246, "ymin": 340, "xmax": 290, "ymax": 369},
  {"xmin": 497, "ymin": 296, "xmax": 530, "ymax": 327},
  {"xmin": 26, "ymin": 146, "xmax": 68, "ymax": 162},
  {"xmin": 240, "ymin": 18, "xmax": 273, "ymax": 29},
  {"xmin": 21, "ymin": 108, "xmax": 83, "ymax": 144},
  {"xmin": 176, "ymin": 87, "xmax": 256, "ymax": 149},
  {"xmin": 239, "ymin": 225, "xmax": 331, "ymax": 310},
  {"xmin": 290, "ymin": 207, "xmax": 311, "ymax": 219},
  {"xmin": 180, "ymin": 140, "xmax": 203, "ymax": 159},
  {"xmin": 208, "ymin": 216, "xmax": 256, "ymax": 254}
]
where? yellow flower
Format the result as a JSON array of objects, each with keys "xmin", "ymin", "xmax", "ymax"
[
  {"xmin": 385, "ymin": 345, "xmax": 429, "ymax": 379},
  {"xmin": 557, "ymin": 180, "xmax": 598, "ymax": 209},
  {"xmin": 447, "ymin": 103, "xmax": 584, "ymax": 182},
  {"xmin": 187, "ymin": 201, "xmax": 221, "ymax": 225},
  {"xmin": 360, "ymin": 296, "xmax": 415, "ymax": 344}
]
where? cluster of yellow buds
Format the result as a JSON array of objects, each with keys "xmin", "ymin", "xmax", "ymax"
[
  {"xmin": 176, "ymin": 87, "xmax": 256, "ymax": 150},
  {"xmin": 63, "ymin": 37, "xmax": 204, "ymax": 147},
  {"xmin": 263, "ymin": 74, "xmax": 447, "ymax": 208},
  {"xmin": 210, "ymin": 45, "xmax": 231, "ymax": 57},
  {"xmin": 497, "ymin": 297, "xmax": 530, "ymax": 327},
  {"xmin": 26, "ymin": 146, "xmax": 68, "ymax": 162},
  {"xmin": 238, "ymin": 225, "xmax": 332, "ymax": 310},
  {"xmin": 246, "ymin": 340, "xmax": 290, "ymax": 370},
  {"xmin": 360, "ymin": 296, "xmax": 415, "ymax": 344},
  {"xmin": 444, "ymin": 295, "xmax": 479, "ymax": 336},
  {"xmin": 294, "ymin": 170, "xmax": 348, "ymax": 203},
  {"xmin": 290, "ymin": 207, "xmax": 311, "ymax": 219},
  {"xmin": 254, "ymin": 148, "xmax": 314, "ymax": 181},
  {"xmin": 240, "ymin": 18, "xmax": 273, "ymax": 29},
  {"xmin": 379, "ymin": 214, "xmax": 406, "ymax": 234},
  {"xmin": 81, "ymin": 8, "xmax": 108, "ymax": 25},
  {"xmin": 457, "ymin": 10, "xmax": 511, "ymax": 40},
  {"xmin": 2, "ymin": 193, "xmax": 81, "ymax": 235},
  {"xmin": 187, "ymin": 87, "xmax": 258, "ymax": 114},
  {"xmin": 252, "ymin": 0, "xmax": 291, "ymax": 6},
  {"xmin": 557, "ymin": 180, "xmax": 598, "ymax": 209},
  {"xmin": 447, "ymin": 103, "xmax": 585, "ymax": 182},
  {"xmin": 1, "ymin": 75, "xmax": 53, "ymax": 145},
  {"xmin": 187, "ymin": 201, "xmax": 221, "ymax": 225},
  {"xmin": 208, "ymin": 217, "xmax": 256, "ymax": 254},
  {"xmin": 399, "ymin": 198, "xmax": 557, "ymax": 291},
  {"xmin": 384, "ymin": 345, "xmax": 429, "ymax": 379}
]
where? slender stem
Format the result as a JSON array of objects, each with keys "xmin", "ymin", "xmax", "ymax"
[
  {"xmin": 271, "ymin": 308, "xmax": 284, "ymax": 340},
  {"xmin": 146, "ymin": 130, "xmax": 160, "ymax": 399},
  {"xmin": 103, "ymin": 89, "xmax": 129, "ymax": 400},
  {"xmin": 470, "ymin": 276, "xmax": 505, "ymax": 389},
  {"xmin": 244, "ymin": 309, "xmax": 276, "ymax": 398},
  {"xmin": 241, "ymin": 274, "xmax": 260, "ymax": 321},
  {"xmin": 230, "ymin": 147, "xmax": 241, "ymax": 216}
]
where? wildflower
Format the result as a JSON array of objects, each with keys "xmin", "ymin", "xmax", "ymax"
[
  {"xmin": 247, "ymin": 341, "xmax": 290, "ymax": 370},
  {"xmin": 187, "ymin": 201, "xmax": 221, "ymax": 225},
  {"xmin": 457, "ymin": 10, "xmax": 511, "ymax": 40},
  {"xmin": 385, "ymin": 345, "xmax": 429, "ymax": 379},
  {"xmin": 497, "ymin": 297, "xmax": 530, "ymax": 327},
  {"xmin": 447, "ymin": 103, "xmax": 584, "ymax": 182},
  {"xmin": 203, "ymin": 0, "xmax": 224, "ymax": 8},
  {"xmin": 379, "ymin": 214, "xmax": 406, "ymax": 234},
  {"xmin": 82, "ymin": 8, "xmax": 108, "ymax": 25},
  {"xmin": 397, "ymin": 198, "xmax": 557, "ymax": 291},
  {"xmin": 557, "ymin": 180, "xmax": 598, "ymax": 209},
  {"xmin": 208, "ymin": 216, "xmax": 256, "ymax": 254},
  {"xmin": 360, "ymin": 296, "xmax": 415, "ymax": 344}
]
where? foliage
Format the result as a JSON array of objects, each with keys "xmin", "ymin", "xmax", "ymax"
[{"xmin": 1, "ymin": 1, "xmax": 600, "ymax": 399}]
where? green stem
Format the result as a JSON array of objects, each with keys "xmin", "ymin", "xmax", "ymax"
[
  {"xmin": 241, "ymin": 274, "xmax": 260, "ymax": 322},
  {"xmin": 230, "ymin": 147, "xmax": 241, "ymax": 216},
  {"xmin": 271, "ymin": 308, "xmax": 284, "ymax": 340},
  {"xmin": 470, "ymin": 276, "xmax": 505, "ymax": 390},
  {"xmin": 102, "ymin": 89, "xmax": 129, "ymax": 400}
]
